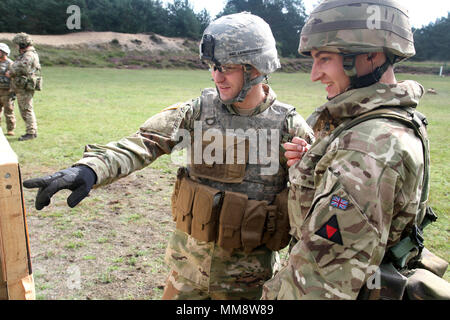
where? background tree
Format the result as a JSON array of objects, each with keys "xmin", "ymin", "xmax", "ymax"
[
  {"xmin": 0, "ymin": 0, "xmax": 448, "ymax": 60},
  {"xmin": 412, "ymin": 13, "xmax": 450, "ymax": 61},
  {"xmin": 217, "ymin": 0, "xmax": 307, "ymax": 57}
]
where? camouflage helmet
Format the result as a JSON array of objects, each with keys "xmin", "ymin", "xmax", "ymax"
[
  {"xmin": 12, "ymin": 32, "xmax": 33, "ymax": 47},
  {"xmin": 298, "ymin": 0, "xmax": 415, "ymax": 63},
  {"xmin": 0, "ymin": 43, "xmax": 10, "ymax": 55},
  {"xmin": 200, "ymin": 12, "xmax": 280, "ymax": 75}
]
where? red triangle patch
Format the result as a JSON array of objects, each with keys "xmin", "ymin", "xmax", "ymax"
[{"xmin": 326, "ymin": 225, "xmax": 337, "ymax": 239}]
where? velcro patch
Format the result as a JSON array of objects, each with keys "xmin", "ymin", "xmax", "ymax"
[
  {"xmin": 330, "ymin": 195, "xmax": 349, "ymax": 210},
  {"xmin": 315, "ymin": 215, "xmax": 343, "ymax": 245}
]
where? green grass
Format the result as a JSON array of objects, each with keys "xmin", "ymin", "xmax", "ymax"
[{"xmin": 2, "ymin": 67, "xmax": 448, "ymax": 285}]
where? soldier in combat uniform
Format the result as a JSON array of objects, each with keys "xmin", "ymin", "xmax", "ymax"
[
  {"xmin": 0, "ymin": 43, "xmax": 16, "ymax": 136},
  {"xmin": 23, "ymin": 13, "xmax": 314, "ymax": 300},
  {"xmin": 263, "ymin": 0, "xmax": 449, "ymax": 300},
  {"xmin": 6, "ymin": 33, "xmax": 41, "ymax": 141}
]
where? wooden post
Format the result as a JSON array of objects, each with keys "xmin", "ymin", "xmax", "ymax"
[{"xmin": 0, "ymin": 129, "xmax": 35, "ymax": 300}]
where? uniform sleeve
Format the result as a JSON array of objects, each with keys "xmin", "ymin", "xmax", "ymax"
[
  {"xmin": 285, "ymin": 110, "xmax": 315, "ymax": 144},
  {"xmin": 266, "ymin": 148, "xmax": 401, "ymax": 300},
  {"xmin": 75, "ymin": 98, "xmax": 201, "ymax": 186}
]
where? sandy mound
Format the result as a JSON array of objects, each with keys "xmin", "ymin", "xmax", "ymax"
[{"xmin": 0, "ymin": 31, "xmax": 195, "ymax": 53}]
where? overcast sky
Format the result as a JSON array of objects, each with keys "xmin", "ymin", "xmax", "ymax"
[{"xmin": 164, "ymin": 0, "xmax": 450, "ymax": 28}]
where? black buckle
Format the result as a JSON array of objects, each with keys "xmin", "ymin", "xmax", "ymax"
[
  {"xmin": 341, "ymin": 53, "xmax": 359, "ymax": 72},
  {"xmin": 410, "ymin": 225, "xmax": 424, "ymax": 251}
]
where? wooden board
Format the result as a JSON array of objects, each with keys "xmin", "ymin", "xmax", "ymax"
[{"xmin": 0, "ymin": 129, "xmax": 35, "ymax": 300}]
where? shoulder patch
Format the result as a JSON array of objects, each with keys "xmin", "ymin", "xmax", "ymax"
[
  {"xmin": 315, "ymin": 215, "xmax": 343, "ymax": 245},
  {"xmin": 330, "ymin": 195, "xmax": 349, "ymax": 210}
]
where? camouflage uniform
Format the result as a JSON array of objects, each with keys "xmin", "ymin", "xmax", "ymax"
[
  {"xmin": 262, "ymin": 0, "xmax": 449, "ymax": 300},
  {"xmin": 76, "ymin": 85, "xmax": 314, "ymax": 299},
  {"xmin": 9, "ymin": 41, "xmax": 40, "ymax": 136},
  {"xmin": 262, "ymin": 80, "xmax": 429, "ymax": 299},
  {"xmin": 0, "ymin": 57, "xmax": 16, "ymax": 133}
]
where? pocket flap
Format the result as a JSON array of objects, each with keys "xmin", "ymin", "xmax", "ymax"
[
  {"xmin": 175, "ymin": 178, "xmax": 196, "ymax": 216},
  {"xmin": 241, "ymin": 200, "xmax": 268, "ymax": 251},
  {"xmin": 219, "ymin": 191, "xmax": 248, "ymax": 230},
  {"xmin": 192, "ymin": 184, "xmax": 221, "ymax": 225}
]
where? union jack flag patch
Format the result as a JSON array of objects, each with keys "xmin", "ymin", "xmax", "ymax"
[{"xmin": 330, "ymin": 195, "xmax": 349, "ymax": 210}]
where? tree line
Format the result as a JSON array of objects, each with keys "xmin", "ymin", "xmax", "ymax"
[
  {"xmin": 413, "ymin": 13, "xmax": 450, "ymax": 61},
  {"xmin": 0, "ymin": 0, "xmax": 448, "ymax": 60}
]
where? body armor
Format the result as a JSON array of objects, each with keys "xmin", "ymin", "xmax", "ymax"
[{"xmin": 188, "ymin": 88, "xmax": 293, "ymax": 203}]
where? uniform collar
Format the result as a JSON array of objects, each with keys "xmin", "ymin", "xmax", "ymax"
[{"xmin": 315, "ymin": 80, "xmax": 424, "ymax": 122}]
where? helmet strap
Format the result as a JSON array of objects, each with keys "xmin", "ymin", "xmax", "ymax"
[
  {"xmin": 342, "ymin": 53, "xmax": 391, "ymax": 90},
  {"xmin": 217, "ymin": 65, "xmax": 266, "ymax": 104}
]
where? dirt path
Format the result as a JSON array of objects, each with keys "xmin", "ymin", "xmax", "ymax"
[{"xmin": 0, "ymin": 31, "xmax": 192, "ymax": 53}]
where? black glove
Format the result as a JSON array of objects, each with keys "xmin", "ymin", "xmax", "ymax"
[{"xmin": 23, "ymin": 165, "xmax": 97, "ymax": 210}]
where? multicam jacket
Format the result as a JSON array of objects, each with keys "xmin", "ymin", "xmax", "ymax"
[
  {"xmin": 8, "ymin": 47, "xmax": 40, "ymax": 91},
  {"xmin": 76, "ymin": 85, "xmax": 314, "ymax": 291},
  {"xmin": 262, "ymin": 80, "xmax": 428, "ymax": 300}
]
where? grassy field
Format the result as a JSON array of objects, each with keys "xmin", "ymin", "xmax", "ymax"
[{"xmin": 1, "ymin": 67, "xmax": 449, "ymax": 299}]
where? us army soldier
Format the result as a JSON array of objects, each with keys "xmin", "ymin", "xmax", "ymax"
[
  {"xmin": 263, "ymin": 0, "xmax": 450, "ymax": 300},
  {"xmin": 6, "ymin": 33, "xmax": 41, "ymax": 141},
  {"xmin": 0, "ymin": 43, "xmax": 16, "ymax": 136},
  {"xmin": 23, "ymin": 13, "xmax": 314, "ymax": 300}
]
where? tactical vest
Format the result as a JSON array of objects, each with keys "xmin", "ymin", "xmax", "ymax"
[
  {"xmin": 171, "ymin": 88, "xmax": 294, "ymax": 253},
  {"xmin": 190, "ymin": 88, "xmax": 292, "ymax": 202},
  {"xmin": 0, "ymin": 59, "xmax": 12, "ymax": 89}
]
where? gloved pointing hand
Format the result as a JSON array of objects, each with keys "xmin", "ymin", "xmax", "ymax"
[{"xmin": 23, "ymin": 165, "xmax": 97, "ymax": 210}]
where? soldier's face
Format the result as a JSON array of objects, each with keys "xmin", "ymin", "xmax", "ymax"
[
  {"xmin": 310, "ymin": 50, "xmax": 351, "ymax": 99},
  {"xmin": 211, "ymin": 64, "xmax": 245, "ymax": 101},
  {"xmin": 0, "ymin": 51, "xmax": 5, "ymax": 60}
]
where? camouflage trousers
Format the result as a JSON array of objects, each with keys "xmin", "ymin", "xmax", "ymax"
[
  {"xmin": 162, "ymin": 269, "xmax": 267, "ymax": 300},
  {"xmin": 0, "ymin": 89, "xmax": 16, "ymax": 132},
  {"xmin": 15, "ymin": 89, "xmax": 37, "ymax": 135},
  {"xmin": 162, "ymin": 230, "xmax": 277, "ymax": 300}
]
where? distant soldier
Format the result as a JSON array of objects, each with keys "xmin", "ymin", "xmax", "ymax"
[
  {"xmin": 22, "ymin": 13, "xmax": 314, "ymax": 299},
  {"xmin": 0, "ymin": 43, "xmax": 16, "ymax": 136},
  {"xmin": 6, "ymin": 33, "xmax": 42, "ymax": 141}
]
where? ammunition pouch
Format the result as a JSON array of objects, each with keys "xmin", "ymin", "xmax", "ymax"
[
  {"xmin": 0, "ymin": 76, "xmax": 10, "ymax": 89},
  {"xmin": 13, "ymin": 76, "xmax": 28, "ymax": 90},
  {"xmin": 358, "ymin": 248, "xmax": 449, "ymax": 300},
  {"xmin": 404, "ymin": 268, "xmax": 450, "ymax": 300},
  {"xmin": 411, "ymin": 247, "xmax": 449, "ymax": 278},
  {"xmin": 263, "ymin": 189, "xmax": 291, "ymax": 252},
  {"xmin": 358, "ymin": 263, "xmax": 408, "ymax": 300},
  {"xmin": 173, "ymin": 176, "xmax": 196, "ymax": 234},
  {"xmin": 34, "ymin": 76, "xmax": 43, "ymax": 91},
  {"xmin": 191, "ymin": 184, "xmax": 222, "ymax": 242},
  {"xmin": 13, "ymin": 75, "xmax": 42, "ymax": 91},
  {"xmin": 217, "ymin": 191, "xmax": 248, "ymax": 250},
  {"xmin": 171, "ymin": 169, "xmax": 291, "ymax": 253}
]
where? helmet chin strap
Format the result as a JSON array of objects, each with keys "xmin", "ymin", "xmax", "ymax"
[
  {"xmin": 217, "ymin": 65, "xmax": 266, "ymax": 104},
  {"xmin": 341, "ymin": 53, "xmax": 391, "ymax": 90}
]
